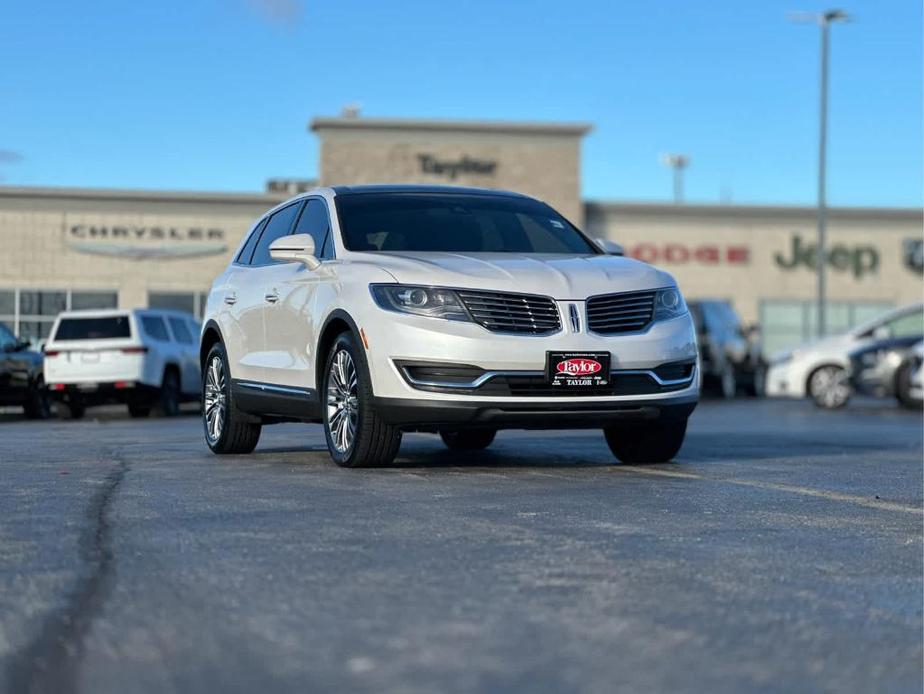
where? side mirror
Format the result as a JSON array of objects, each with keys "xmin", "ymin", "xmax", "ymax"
[
  {"xmin": 872, "ymin": 325, "xmax": 890, "ymax": 340},
  {"xmin": 595, "ymin": 237, "xmax": 624, "ymax": 256},
  {"xmin": 269, "ymin": 233, "xmax": 321, "ymax": 270}
]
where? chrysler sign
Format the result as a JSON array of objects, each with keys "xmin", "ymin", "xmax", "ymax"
[{"xmin": 66, "ymin": 225, "xmax": 228, "ymax": 260}]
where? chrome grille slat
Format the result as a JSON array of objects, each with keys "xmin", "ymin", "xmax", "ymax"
[
  {"xmin": 587, "ymin": 290, "xmax": 657, "ymax": 334},
  {"xmin": 458, "ymin": 290, "xmax": 560, "ymax": 334}
]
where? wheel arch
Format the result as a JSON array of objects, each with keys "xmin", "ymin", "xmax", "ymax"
[
  {"xmin": 200, "ymin": 320, "xmax": 224, "ymax": 370},
  {"xmin": 316, "ymin": 309, "xmax": 363, "ymax": 392}
]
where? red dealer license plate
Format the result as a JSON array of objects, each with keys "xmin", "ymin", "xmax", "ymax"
[{"xmin": 547, "ymin": 352, "xmax": 611, "ymax": 389}]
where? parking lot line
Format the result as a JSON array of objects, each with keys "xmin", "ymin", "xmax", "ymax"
[{"xmin": 618, "ymin": 466, "xmax": 924, "ymax": 516}]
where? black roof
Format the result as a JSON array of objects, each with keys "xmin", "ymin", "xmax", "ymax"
[{"xmin": 330, "ymin": 184, "xmax": 530, "ymax": 198}]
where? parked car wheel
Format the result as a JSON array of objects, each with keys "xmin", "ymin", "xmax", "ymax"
[
  {"xmin": 440, "ymin": 429, "xmax": 496, "ymax": 451},
  {"xmin": 159, "ymin": 369, "xmax": 181, "ymax": 417},
  {"xmin": 203, "ymin": 343, "xmax": 261, "ymax": 454},
  {"xmin": 895, "ymin": 362, "xmax": 923, "ymax": 410},
  {"xmin": 604, "ymin": 420, "xmax": 687, "ymax": 464},
  {"xmin": 128, "ymin": 403, "xmax": 152, "ymax": 418},
  {"xmin": 23, "ymin": 377, "xmax": 51, "ymax": 419},
  {"xmin": 808, "ymin": 365, "xmax": 850, "ymax": 409},
  {"xmin": 57, "ymin": 399, "xmax": 85, "ymax": 420},
  {"xmin": 720, "ymin": 365, "xmax": 737, "ymax": 399},
  {"xmin": 323, "ymin": 332, "xmax": 401, "ymax": 468},
  {"xmin": 745, "ymin": 363, "xmax": 766, "ymax": 397}
]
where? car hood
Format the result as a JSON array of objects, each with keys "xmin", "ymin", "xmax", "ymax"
[{"xmin": 353, "ymin": 252, "xmax": 676, "ymax": 299}]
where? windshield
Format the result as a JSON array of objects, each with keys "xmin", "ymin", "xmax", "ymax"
[
  {"xmin": 54, "ymin": 315, "xmax": 132, "ymax": 340},
  {"xmin": 335, "ymin": 193, "xmax": 599, "ymax": 255}
]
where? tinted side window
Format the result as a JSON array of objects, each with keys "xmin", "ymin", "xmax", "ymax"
[
  {"xmin": 168, "ymin": 317, "xmax": 194, "ymax": 344},
  {"xmin": 236, "ymin": 218, "xmax": 268, "ymax": 265},
  {"xmin": 292, "ymin": 199, "xmax": 333, "ymax": 259},
  {"xmin": 251, "ymin": 203, "xmax": 302, "ymax": 266},
  {"xmin": 141, "ymin": 316, "xmax": 170, "ymax": 342}
]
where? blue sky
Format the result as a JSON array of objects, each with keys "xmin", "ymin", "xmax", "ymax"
[{"xmin": 1, "ymin": 0, "xmax": 920, "ymax": 206}]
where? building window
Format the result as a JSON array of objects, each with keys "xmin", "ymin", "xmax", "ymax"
[
  {"xmin": 147, "ymin": 291, "xmax": 207, "ymax": 318},
  {"xmin": 0, "ymin": 288, "xmax": 118, "ymax": 346},
  {"xmin": 760, "ymin": 300, "xmax": 894, "ymax": 356}
]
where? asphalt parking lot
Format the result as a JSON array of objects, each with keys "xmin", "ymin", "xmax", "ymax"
[{"xmin": 0, "ymin": 399, "xmax": 921, "ymax": 694}]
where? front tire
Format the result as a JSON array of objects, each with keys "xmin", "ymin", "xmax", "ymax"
[
  {"xmin": 439, "ymin": 429, "xmax": 496, "ymax": 451},
  {"xmin": 895, "ymin": 362, "xmax": 923, "ymax": 410},
  {"xmin": 203, "ymin": 343, "xmax": 261, "ymax": 454},
  {"xmin": 808, "ymin": 365, "xmax": 849, "ymax": 409},
  {"xmin": 23, "ymin": 377, "xmax": 51, "ymax": 419},
  {"xmin": 323, "ymin": 332, "xmax": 401, "ymax": 468},
  {"xmin": 604, "ymin": 420, "xmax": 688, "ymax": 464}
]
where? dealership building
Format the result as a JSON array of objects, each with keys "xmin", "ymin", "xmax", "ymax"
[{"xmin": 0, "ymin": 115, "xmax": 920, "ymax": 355}]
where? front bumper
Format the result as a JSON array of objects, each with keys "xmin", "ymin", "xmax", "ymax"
[{"xmin": 359, "ymin": 305, "xmax": 699, "ymax": 410}]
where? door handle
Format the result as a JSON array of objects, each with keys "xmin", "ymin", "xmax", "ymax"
[
  {"xmin": 264, "ymin": 291, "xmax": 279, "ymax": 304},
  {"xmin": 224, "ymin": 294, "xmax": 237, "ymax": 305}
]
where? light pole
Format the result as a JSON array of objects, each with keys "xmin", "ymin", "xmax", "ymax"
[
  {"xmin": 660, "ymin": 153, "xmax": 690, "ymax": 204},
  {"xmin": 792, "ymin": 9, "xmax": 850, "ymax": 338}
]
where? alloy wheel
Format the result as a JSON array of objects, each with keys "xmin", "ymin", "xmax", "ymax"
[
  {"xmin": 204, "ymin": 355, "xmax": 227, "ymax": 443},
  {"xmin": 327, "ymin": 349, "xmax": 359, "ymax": 453},
  {"xmin": 810, "ymin": 365, "xmax": 849, "ymax": 408}
]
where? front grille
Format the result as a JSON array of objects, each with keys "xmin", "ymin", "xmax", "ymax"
[
  {"xmin": 586, "ymin": 290, "xmax": 657, "ymax": 334},
  {"xmin": 457, "ymin": 290, "xmax": 561, "ymax": 335}
]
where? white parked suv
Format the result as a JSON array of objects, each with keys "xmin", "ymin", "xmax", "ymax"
[
  {"xmin": 200, "ymin": 185, "xmax": 699, "ymax": 467},
  {"xmin": 45, "ymin": 308, "xmax": 201, "ymax": 418}
]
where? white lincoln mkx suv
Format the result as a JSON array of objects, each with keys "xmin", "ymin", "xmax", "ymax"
[{"xmin": 200, "ymin": 185, "xmax": 699, "ymax": 467}]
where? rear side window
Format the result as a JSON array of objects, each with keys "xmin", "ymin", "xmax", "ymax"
[
  {"xmin": 292, "ymin": 198, "xmax": 333, "ymax": 260},
  {"xmin": 168, "ymin": 317, "xmax": 194, "ymax": 344},
  {"xmin": 236, "ymin": 218, "xmax": 267, "ymax": 265},
  {"xmin": 141, "ymin": 316, "xmax": 170, "ymax": 342},
  {"xmin": 54, "ymin": 316, "xmax": 132, "ymax": 340},
  {"xmin": 250, "ymin": 203, "xmax": 302, "ymax": 266}
]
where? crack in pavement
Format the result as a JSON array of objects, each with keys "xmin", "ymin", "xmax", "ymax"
[{"xmin": 6, "ymin": 454, "xmax": 128, "ymax": 694}]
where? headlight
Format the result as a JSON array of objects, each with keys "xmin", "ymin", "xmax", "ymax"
[
  {"xmin": 370, "ymin": 284, "xmax": 470, "ymax": 322},
  {"xmin": 653, "ymin": 287, "xmax": 688, "ymax": 322}
]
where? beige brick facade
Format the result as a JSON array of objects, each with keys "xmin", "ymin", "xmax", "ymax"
[{"xmin": 311, "ymin": 117, "xmax": 589, "ymax": 223}]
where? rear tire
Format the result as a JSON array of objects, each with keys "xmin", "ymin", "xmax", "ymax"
[
  {"xmin": 128, "ymin": 403, "xmax": 152, "ymax": 418},
  {"xmin": 604, "ymin": 419, "xmax": 688, "ymax": 464},
  {"xmin": 23, "ymin": 377, "xmax": 51, "ymax": 419},
  {"xmin": 203, "ymin": 343, "xmax": 261, "ymax": 454},
  {"xmin": 745, "ymin": 363, "xmax": 766, "ymax": 397},
  {"xmin": 159, "ymin": 369, "xmax": 180, "ymax": 417},
  {"xmin": 719, "ymin": 365, "xmax": 737, "ymax": 399},
  {"xmin": 323, "ymin": 332, "xmax": 401, "ymax": 468},
  {"xmin": 57, "ymin": 399, "xmax": 85, "ymax": 420},
  {"xmin": 439, "ymin": 429, "xmax": 496, "ymax": 451}
]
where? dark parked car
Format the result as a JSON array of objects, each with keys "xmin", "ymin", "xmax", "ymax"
[
  {"xmin": 688, "ymin": 300, "xmax": 766, "ymax": 398},
  {"xmin": 848, "ymin": 334, "xmax": 923, "ymax": 409},
  {"xmin": 0, "ymin": 322, "xmax": 50, "ymax": 418}
]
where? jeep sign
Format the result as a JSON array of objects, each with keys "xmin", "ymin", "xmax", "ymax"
[{"xmin": 774, "ymin": 234, "xmax": 879, "ymax": 279}]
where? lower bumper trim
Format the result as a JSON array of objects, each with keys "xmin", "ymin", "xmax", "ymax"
[{"xmin": 372, "ymin": 394, "xmax": 698, "ymax": 429}]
